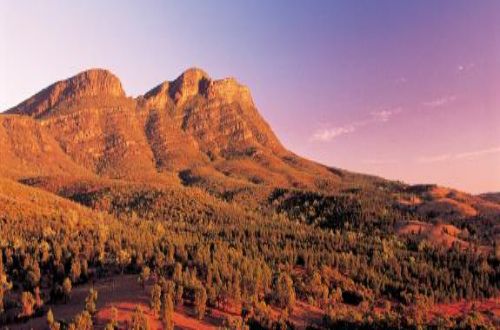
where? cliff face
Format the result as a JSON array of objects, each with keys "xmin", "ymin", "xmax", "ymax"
[
  {"xmin": 3, "ymin": 68, "xmax": 338, "ymax": 190},
  {"xmin": 140, "ymin": 68, "xmax": 286, "ymax": 163}
]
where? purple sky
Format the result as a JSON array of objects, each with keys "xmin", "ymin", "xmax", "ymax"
[{"xmin": 1, "ymin": 1, "xmax": 499, "ymax": 193}]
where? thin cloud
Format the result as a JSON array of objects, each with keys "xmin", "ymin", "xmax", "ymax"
[
  {"xmin": 311, "ymin": 107, "xmax": 402, "ymax": 142},
  {"xmin": 423, "ymin": 95, "xmax": 456, "ymax": 108},
  {"xmin": 417, "ymin": 154, "xmax": 452, "ymax": 164},
  {"xmin": 457, "ymin": 62, "xmax": 476, "ymax": 73},
  {"xmin": 456, "ymin": 146, "xmax": 500, "ymax": 159},
  {"xmin": 363, "ymin": 159, "xmax": 399, "ymax": 165},
  {"xmin": 395, "ymin": 77, "xmax": 407, "ymax": 84},
  {"xmin": 311, "ymin": 125, "xmax": 355, "ymax": 141},
  {"xmin": 370, "ymin": 108, "xmax": 402, "ymax": 122},
  {"xmin": 418, "ymin": 146, "xmax": 500, "ymax": 163}
]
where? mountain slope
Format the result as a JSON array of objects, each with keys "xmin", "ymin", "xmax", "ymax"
[{"xmin": 0, "ymin": 115, "xmax": 92, "ymax": 179}]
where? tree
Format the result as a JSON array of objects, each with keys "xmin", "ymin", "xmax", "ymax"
[
  {"xmin": 85, "ymin": 288, "xmax": 98, "ymax": 315},
  {"xmin": 70, "ymin": 259, "xmax": 81, "ymax": 283},
  {"xmin": 162, "ymin": 292, "xmax": 174, "ymax": 330},
  {"xmin": 173, "ymin": 262, "xmax": 183, "ymax": 283},
  {"xmin": 34, "ymin": 286, "xmax": 43, "ymax": 309},
  {"xmin": 72, "ymin": 311, "xmax": 93, "ymax": 330},
  {"xmin": 138, "ymin": 266, "xmax": 151, "ymax": 289},
  {"xmin": 117, "ymin": 250, "xmax": 131, "ymax": 274},
  {"xmin": 27, "ymin": 261, "xmax": 41, "ymax": 289},
  {"xmin": 20, "ymin": 291, "xmax": 36, "ymax": 317},
  {"xmin": 0, "ymin": 254, "xmax": 12, "ymax": 313},
  {"xmin": 175, "ymin": 284, "xmax": 184, "ymax": 306},
  {"xmin": 47, "ymin": 308, "xmax": 55, "ymax": 325},
  {"xmin": 130, "ymin": 305, "xmax": 150, "ymax": 330},
  {"xmin": 194, "ymin": 287, "xmax": 207, "ymax": 320},
  {"xmin": 105, "ymin": 306, "xmax": 118, "ymax": 330},
  {"xmin": 63, "ymin": 277, "xmax": 72, "ymax": 303},
  {"xmin": 47, "ymin": 308, "xmax": 61, "ymax": 330},
  {"xmin": 275, "ymin": 273, "xmax": 295, "ymax": 311},
  {"xmin": 150, "ymin": 284, "xmax": 161, "ymax": 316}
]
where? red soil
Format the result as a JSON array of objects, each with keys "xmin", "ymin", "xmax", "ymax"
[{"xmin": 430, "ymin": 297, "xmax": 500, "ymax": 319}]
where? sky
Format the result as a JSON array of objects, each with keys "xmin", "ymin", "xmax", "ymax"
[{"xmin": 1, "ymin": 0, "xmax": 499, "ymax": 193}]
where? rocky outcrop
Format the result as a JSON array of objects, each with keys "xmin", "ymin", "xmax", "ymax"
[
  {"xmin": 6, "ymin": 69, "xmax": 125, "ymax": 118},
  {"xmin": 140, "ymin": 68, "xmax": 285, "ymax": 159}
]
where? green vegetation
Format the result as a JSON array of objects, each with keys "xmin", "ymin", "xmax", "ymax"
[{"xmin": 0, "ymin": 183, "xmax": 498, "ymax": 329}]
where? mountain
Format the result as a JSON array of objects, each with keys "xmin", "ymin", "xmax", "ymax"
[
  {"xmin": 3, "ymin": 68, "xmax": 499, "ymax": 219},
  {"xmin": 0, "ymin": 68, "xmax": 500, "ymax": 232},
  {"xmin": 1, "ymin": 68, "xmax": 500, "ymax": 329},
  {"xmin": 5, "ymin": 68, "xmax": 340, "ymax": 191}
]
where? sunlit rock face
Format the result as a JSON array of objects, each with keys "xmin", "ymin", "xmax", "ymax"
[
  {"xmin": 4, "ymin": 67, "xmax": 339, "ymax": 190},
  {"xmin": 7, "ymin": 69, "xmax": 125, "ymax": 118}
]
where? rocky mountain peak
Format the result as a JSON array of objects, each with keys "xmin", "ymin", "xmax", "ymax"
[
  {"xmin": 6, "ymin": 68, "xmax": 125, "ymax": 118},
  {"xmin": 169, "ymin": 68, "xmax": 211, "ymax": 105},
  {"xmin": 64, "ymin": 68, "xmax": 125, "ymax": 98}
]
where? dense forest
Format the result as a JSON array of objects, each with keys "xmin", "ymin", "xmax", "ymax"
[{"xmin": 0, "ymin": 185, "xmax": 498, "ymax": 329}]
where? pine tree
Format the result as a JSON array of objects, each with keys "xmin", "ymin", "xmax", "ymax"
[
  {"xmin": 73, "ymin": 311, "xmax": 93, "ymax": 330},
  {"xmin": 20, "ymin": 291, "xmax": 36, "ymax": 317},
  {"xmin": 84, "ymin": 288, "xmax": 98, "ymax": 315},
  {"xmin": 150, "ymin": 283, "xmax": 161, "ymax": 316},
  {"xmin": 275, "ymin": 273, "xmax": 295, "ymax": 311},
  {"xmin": 47, "ymin": 308, "xmax": 61, "ymax": 330},
  {"xmin": 104, "ymin": 306, "xmax": 118, "ymax": 330},
  {"xmin": 162, "ymin": 292, "xmax": 174, "ymax": 330},
  {"xmin": 34, "ymin": 286, "xmax": 43, "ymax": 309},
  {"xmin": 0, "ymin": 254, "xmax": 12, "ymax": 313},
  {"xmin": 47, "ymin": 308, "xmax": 55, "ymax": 326},
  {"xmin": 194, "ymin": 287, "xmax": 207, "ymax": 320},
  {"xmin": 63, "ymin": 277, "xmax": 72, "ymax": 303},
  {"xmin": 70, "ymin": 259, "xmax": 81, "ymax": 283},
  {"xmin": 130, "ymin": 305, "xmax": 150, "ymax": 330},
  {"xmin": 175, "ymin": 284, "xmax": 184, "ymax": 306},
  {"xmin": 138, "ymin": 266, "xmax": 150, "ymax": 289}
]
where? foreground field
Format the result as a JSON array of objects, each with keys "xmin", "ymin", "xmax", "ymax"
[
  {"xmin": 10, "ymin": 275, "xmax": 324, "ymax": 330},
  {"xmin": 10, "ymin": 273, "xmax": 500, "ymax": 329}
]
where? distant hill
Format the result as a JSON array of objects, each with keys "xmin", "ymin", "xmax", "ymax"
[{"xmin": 480, "ymin": 192, "xmax": 500, "ymax": 204}]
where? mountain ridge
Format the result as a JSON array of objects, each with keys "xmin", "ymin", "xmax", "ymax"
[{"xmin": 1, "ymin": 68, "xmax": 498, "ymax": 223}]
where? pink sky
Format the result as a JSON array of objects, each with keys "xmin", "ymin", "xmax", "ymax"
[{"xmin": 0, "ymin": 1, "xmax": 499, "ymax": 193}]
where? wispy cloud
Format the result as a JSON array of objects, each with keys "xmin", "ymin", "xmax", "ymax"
[
  {"xmin": 418, "ymin": 146, "xmax": 500, "ymax": 163},
  {"xmin": 417, "ymin": 154, "xmax": 452, "ymax": 164},
  {"xmin": 363, "ymin": 159, "xmax": 399, "ymax": 165},
  {"xmin": 311, "ymin": 107, "xmax": 402, "ymax": 142},
  {"xmin": 455, "ymin": 146, "xmax": 500, "ymax": 159},
  {"xmin": 395, "ymin": 77, "xmax": 407, "ymax": 84},
  {"xmin": 457, "ymin": 62, "xmax": 476, "ymax": 73},
  {"xmin": 370, "ymin": 108, "xmax": 402, "ymax": 122},
  {"xmin": 423, "ymin": 95, "xmax": 457, "ymax": 108},
  {"xmin": 311, "ymin": 125, "xmax": 355, "ymax": 141}
]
